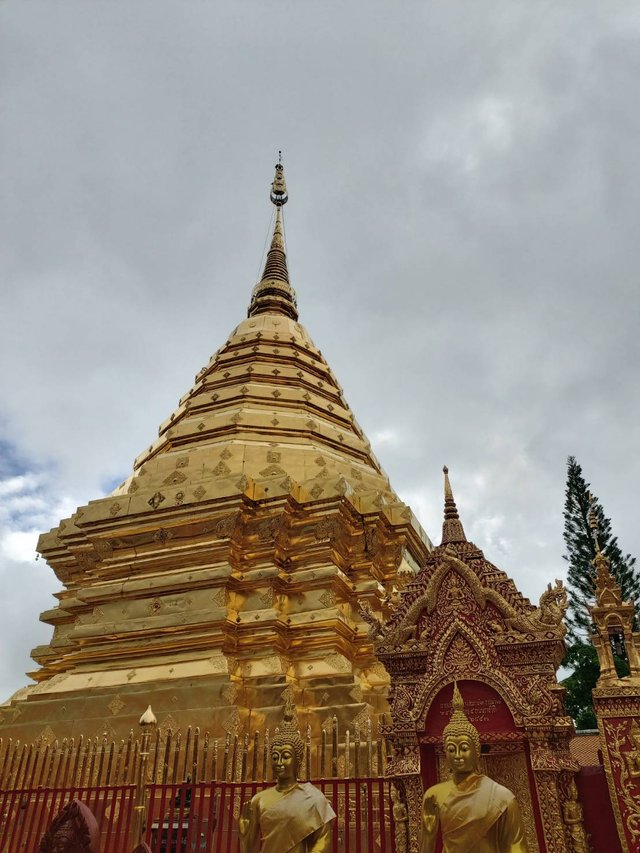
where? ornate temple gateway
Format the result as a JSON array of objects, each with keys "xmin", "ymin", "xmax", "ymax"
[
  {"xmin": 0, "ymin": 163, "xmax": 430, "ymax": 745},
  {"xmin": 374, "ymin": 469, "xmax": 593, "ymax": 853}
]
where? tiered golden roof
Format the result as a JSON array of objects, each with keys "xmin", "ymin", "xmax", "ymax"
[{"xmin": 0, "ymin": 162, "xmax": 430, "ymax": 744}]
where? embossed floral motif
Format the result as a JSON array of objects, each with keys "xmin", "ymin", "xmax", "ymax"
[
  {"xmin": 163, "ymin": 470, "xmax": 187, "ymax": 486},
  {"xmin": 148, "ymin": 492, "xmax": 165, "ymax": 509},
  {"xmin": 604, "ymin": 719, "xmax": 640, "ymax": 843},
  {"xmin": 319, "ymin": 589, "xmax": 337, "ymax": 609},
  {"xmin": 259, "ymin": 587, "xmax": 275, "ymax": 608},
  {"xmin": 256, "ymin": 516, "xmax": 280, "ymax": 542},
  {"xmin": 442, "ymin": 633, "xmax": 482, "ymax": 674},
  {"xmin": 314, "ymin": 516, "xmax": 339, "ymax": 542},
  {"xmin": 107, "ymin": 696, "xmax": 125, "ymax": 716}
]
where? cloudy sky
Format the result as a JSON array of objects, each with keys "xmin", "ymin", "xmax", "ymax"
[{"xmin": 1, "ymin": 1, "xmax": 639, "ymax": 700}]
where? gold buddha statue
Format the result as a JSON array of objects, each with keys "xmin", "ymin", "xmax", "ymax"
[
  {"xmin": 239, "ymin": 702, "xmax": 336, "ymax": 852},
  {"xmin": 420, "ymin": 683, "xmax": 528, "ymax": 853},
  {"xmin": 562, "ymin": 778, "xmax": 588, "ymax": 853}
]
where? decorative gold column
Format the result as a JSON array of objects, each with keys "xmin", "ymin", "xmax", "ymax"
[
  {"xmin": 133, "ymin": 705, "xmax": 157, "ymax": 845},
  {"xmin": 589, "ymin": 505, "xmax": 640, "ymax": 851}
]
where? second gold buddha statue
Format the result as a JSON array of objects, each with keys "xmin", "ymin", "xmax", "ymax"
[
  {"xmin": 239, "ymin": 702, "xmax": 336, "ymax": 852},
  {"xmin": 420, "ymin": 683, "xmax": 528, "ymax": 853}
]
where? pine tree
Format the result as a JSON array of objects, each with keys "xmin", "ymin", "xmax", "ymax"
[
  {"xmin": 561, "ymin": 643, "xmax": 600, "ymax": 729},
  {"xmin": 563, "ymin": 456, "xmax": 640, "ymax": 640}
]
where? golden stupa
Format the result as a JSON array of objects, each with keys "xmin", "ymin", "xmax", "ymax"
[{"xmin": 0, "ymin": 162, "xmax": 431, "ymax": 744}]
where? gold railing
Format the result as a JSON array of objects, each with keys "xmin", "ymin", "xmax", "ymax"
[{"xmin": 0, "ymin": 715, "xmax": 389, "ymax": 792}]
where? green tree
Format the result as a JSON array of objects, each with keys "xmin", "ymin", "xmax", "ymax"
[
  {"xmin": 563, "ymin": 456, "xmax": 639, "ymax": 640},
  {"xmin": 561, "ymin": 456, "xmax": 638, "ymax": 729},
  {"xmin": 561, "ymin": 643, "xmax": 600, "ymax": 729},
  {"xmin": 561, "ymin": 641, "xmax": 629, "ymax": 730}
]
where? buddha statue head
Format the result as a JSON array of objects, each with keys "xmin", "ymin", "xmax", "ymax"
[
  {"xmin": 271, "ymin": 699, "xmax": 305, "ymax": 787},
  {"xmin": 442, "ymin": 682, "xmax": 481, "ymax": 778}
]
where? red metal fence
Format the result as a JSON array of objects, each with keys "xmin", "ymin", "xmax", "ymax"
[
  {"xmin": 0, "ymin": 778, "xmax": 395, "ymax": 852},
  {"xmin": 143, "ymin": 779, "xmax": 396, "ymax": 853},
  {"xmin": 0, "ymin": 784, "xmax": 135, "ymax": 851}
]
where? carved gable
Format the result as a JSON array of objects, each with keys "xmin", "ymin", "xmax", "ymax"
[{"xmin": 375, "ymin": 484, "xmax": 569, "ymax": 728}]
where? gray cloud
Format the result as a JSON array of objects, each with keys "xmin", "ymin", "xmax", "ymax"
[{"xmin": 1, "ymin": 0, "xmax": 639, "ymax": 698}]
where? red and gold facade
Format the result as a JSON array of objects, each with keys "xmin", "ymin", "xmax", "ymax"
[
  {"xmin": 590, "ymin": 521, "xmax": 640, "ymax": 851},
  {"xmin": 375, "ymin": 469, "xmax": 587, "ymax": 853}
]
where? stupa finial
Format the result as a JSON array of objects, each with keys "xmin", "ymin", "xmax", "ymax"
[
  {"xmin": 270, "ymin": 152, "xmax": 288, "ymax": 206},
  {"xmin": 248, "ymin": 156, "xmax": 298, "ymax": 320},
  {"xmin": 441, "ymin": 466, "xmax": 467, "ymax": 545}
]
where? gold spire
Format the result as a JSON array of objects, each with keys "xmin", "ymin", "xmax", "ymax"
[
  {"xmin": 248, "ymin": 157, "xmax": 298, "ymax": 321},
  {"xmin": 260, "ymin": 208, "xmax": 289, "ymax": 282},
  {"xmin": 587, "ymin": 492, "xmax": 603, "ymax": 555},
  {"xmin": 588, "ymin": 494, "xmax": 619, "ymax": 603},
  {"xmin": 441, "ymin": 466, "xmax": 467, "ymax": 545}
]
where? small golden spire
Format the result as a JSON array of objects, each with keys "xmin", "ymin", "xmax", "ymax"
[
  {"xmin": 270, "ymin": 152, "xmax": 288, "ymax": 206},
  {"xmin": 248, "ymin": 156, "xmax": 298, "ymax": 321},
  {"xmin": 587, "ymin": 492, "xmax": 602, "ymax": 554},
  {"xmin": 441, "ymin": 466, "xmax": 467, "ymax": 545},
  {"xmin": 587, "ymin": 493, "xmax": 619, "ymax": 601}
]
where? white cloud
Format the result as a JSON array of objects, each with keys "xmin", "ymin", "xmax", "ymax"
[
  {"xmin": 372, "ymin": 428, "xmax": 401, "ymax": 447},
  {"xmin": 0, "ymin": 473, "xmax": 43, "ymax": 498},
  {"xmin": 1, "ymin": 530, "xmax": 39, "ymax": 563}
]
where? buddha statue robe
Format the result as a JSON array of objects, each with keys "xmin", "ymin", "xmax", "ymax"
[
  {"xmin": 421, "ymin": 772, "xmax": 528, "ymax": 853},
  {"xmin": 244, "ymin": 781, "xmax": 335, "ymax": 853}
]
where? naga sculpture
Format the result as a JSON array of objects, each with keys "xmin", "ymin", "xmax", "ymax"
[
  {"xmin": 39, "ymin": 799, "xmax": 99, "ymax": 853},
  {"xmin": 504, "ymin": 579, "xmax": 567, "ymax": 635}
]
